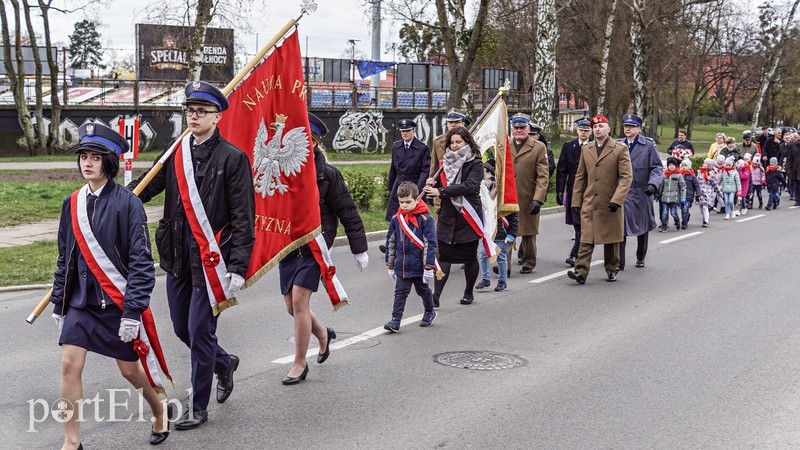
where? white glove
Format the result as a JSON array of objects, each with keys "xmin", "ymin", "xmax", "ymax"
[
  {"xmin": 423, "ymin": 269, "xmax": 434, "ymax": 285},
  {"xmin": 52, "ymin": 313, "xmax": 64, "ymax": 331},
  {"xmin": 387, "ymin": 269, "xmax": 396, "ymax": 280},
  {"xmin": 504, "ymin": 235, "xmax": 515, "ymax": 244},
  {"xmin": 118, "ymin": 318, "xmax": 140, "ymax": 343},
  {"xmin": 225, "ymin": 272, "xmax": 245, "ymax": 293},
  {"xmin": 354, "ymin": 252, "xmax": 369, "ymax": 271}
]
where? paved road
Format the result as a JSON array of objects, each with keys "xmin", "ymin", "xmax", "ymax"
[{"xmin": 3, "ymin": 202, "xmax": 800, "ymax": 448}]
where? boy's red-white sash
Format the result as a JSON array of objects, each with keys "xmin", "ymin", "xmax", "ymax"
[
  {"xmin": 439, "ymin": 164, "xmax": 497, "ymax": 257},
  {"xmin": 69, "ymin": 186, "xmax": 172, "ymax": 395},
  {"xmin": 174, "ymin": 135, "xmax": 237, "ymax": 316},
  {"xmin": 397, "ymin": 213, "xmax": 444, "ymax": 277}
]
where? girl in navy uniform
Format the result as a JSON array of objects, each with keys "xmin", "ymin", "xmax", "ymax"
[
  {"xmin": 51, "ymin": 122, "xmax": 172, "ymax": 448},
  {"xmin": 278, "ymin": 113, "xmax": 368, "ymax": 384}
]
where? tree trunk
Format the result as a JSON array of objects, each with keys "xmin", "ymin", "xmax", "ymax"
[
  {"xmin": 530, "ymin": 0, "xmax": 558, "ymax": 138},
  {"xmin": 752, "ymin": 0, "xmax": 800, "ymax": 129},
  {"xmin": 630, "ymin": 0, "xmax": 646, "ymax": 122},
  {"xmin": 39, "ymin": 0, "xmax": 62, "ymax": 153},
  {"xmin": 187, "ymin": 0, "xmax": 213, "ymax": 82},
  {"xmin": 435, "ymin": 0, "xmax": 490, "ymax": 108},
  {"xmin": 22, "ymin": 0, "xmax": 47, "ymax": 155},
  {"xmin": 596, "ymin": 0, "xmax": 618, "ymax": 115},
  {"xmin": 0, "ymin": 0, "xmax": 37, "ymax": 155}
]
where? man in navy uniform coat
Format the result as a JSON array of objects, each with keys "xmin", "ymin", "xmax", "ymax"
[
  {"xmin": 386, "ymin": 119, "xmax": 431, "ymax": 221},
  {"xmin": 556, "ymin": 117, "xmax": 592, "ymax": 266},
  {"xmin": 617, "ymin": 113, "xmax": 662, "ymax": 269}
]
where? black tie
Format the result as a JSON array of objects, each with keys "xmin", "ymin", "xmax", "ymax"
[
  {"xmin": 405, "ymin": 143, "xmax": 410, "ymax": 151},
  {"xmin": 87, "ymin": 193, "xmax": 97, "ymax": 229}
]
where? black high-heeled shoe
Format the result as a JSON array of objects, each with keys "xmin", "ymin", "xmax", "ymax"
[
  {"xmin": 317, "ymin": 327, "xmax": 336, "ymax": 364},
  {"xmin": 149, "ymin": 403, "xmax": 174, "ymax": 445},
  {"xmin": 282, "ymin": 364, "xmax": 309, "ymax": 385}
]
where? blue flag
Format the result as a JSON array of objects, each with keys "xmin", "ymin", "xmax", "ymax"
[{"xmin": 355, "ymin": 60, "xmax": 396, "ymax": 78}]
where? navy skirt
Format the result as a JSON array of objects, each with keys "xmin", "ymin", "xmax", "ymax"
[
  {"xmin": 279, "ymin": 251, "xmax": 321, "ymax": 295},
  {"xmin": 59, "ymin": 305, "xmax": 138, "ymax": 362},
  {"xmin": 438, "ymin": 239, "xmax": 480, "ymax": 264}
]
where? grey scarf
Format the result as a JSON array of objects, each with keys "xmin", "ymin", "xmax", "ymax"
[{"xmin": 442, "ymin": 145, "xmax": 475, "ymax": 211}]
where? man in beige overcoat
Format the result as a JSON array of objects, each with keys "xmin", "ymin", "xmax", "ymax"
[
  {"xmin": 568, "ymin": 115, "xmax": 632, "ymax": 284},
  {"xmin": 510, "ymin": 113, "xmax": 550, "ymax": 274}
]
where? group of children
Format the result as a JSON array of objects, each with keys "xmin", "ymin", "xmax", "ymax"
[{"xmin": 657, "ymin": 152, "xmax": 787, "ymax": 231}]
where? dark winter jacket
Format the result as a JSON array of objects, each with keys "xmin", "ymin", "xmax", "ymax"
[
  {"xmin": 494, "ymin": 213, "xmax": 519, "ymax": 241},
  {"xmin": 52, "ymin": 181, "xmax": 154, "ymax": 319},
  {"xmin": 129, "ymin": 129, "xmax": 255, "ymax": 285},
  {"xmin": 385, "ymin": 209, "xmax": 437, "ymax": 278},
  {"xmin": 681, "ymin": 170, "xmax": 700, "ymax": 201},
  {"xmin": 766, "ymin": 167, "xmax": 786, "ymax": 192},
  {"xmin": 433, "ymin": 157, "xmax": 483, "ymax": 244}
]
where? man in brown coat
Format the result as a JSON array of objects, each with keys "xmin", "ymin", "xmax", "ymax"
[
  {"xmin": 510, "ymin": 113, "xmax": 550, "ymax": 274},
  {"xmin": 430, "ymin": 109, "xmax": 470, "ymax": 216},
  {"xmin": 568, "ymin": 115, "xmax": 632, "ymax": 284}
]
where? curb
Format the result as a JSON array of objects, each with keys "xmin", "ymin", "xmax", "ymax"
[{"xmin": 1, "ymin": 206, "xmax": 564, "ymax": 293}]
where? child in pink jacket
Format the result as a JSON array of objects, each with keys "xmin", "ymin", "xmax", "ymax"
[{"xmin": 736, "ymin": 154, "xmax": 752, "ymax": 215}]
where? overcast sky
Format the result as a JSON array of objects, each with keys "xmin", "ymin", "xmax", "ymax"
[{"xmin": 44, "ymin": 0, "xmax": 400, "ymax": 61}]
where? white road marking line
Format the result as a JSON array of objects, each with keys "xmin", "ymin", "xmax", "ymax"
[
  {"xmin": 735, "ymin": 214, "xmax": 765, "ymax": 223},
  {"xmin": 789, "ymin": 206, "xmax": 800, "ymax": 209},
  {"xmin": 658, "ymin": 231, "xmax": 703, "ymax": 244},
  {"xmin": 271, "ymin": 314, "xmax": 424, "ymax": 364},
  {"xmin": 530, "ymin": 260, "xmax": 603, "ymax": 284}
]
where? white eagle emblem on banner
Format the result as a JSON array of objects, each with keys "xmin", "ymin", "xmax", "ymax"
[{"xmin": 252, "ymin": 114, "xmax": 309, "ymax": 197}]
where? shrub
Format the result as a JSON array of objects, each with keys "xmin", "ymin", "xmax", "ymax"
[
  {"xmin": 342, "ymin": 170, "xmax": 376, "ymax": 212},
  {"xmin": 691, "ymin": 155, "xmax": 706, "ymax": 171},
  {"xmin": 378, "ymin": 169, "xmax": 390, "ymax": 208}
]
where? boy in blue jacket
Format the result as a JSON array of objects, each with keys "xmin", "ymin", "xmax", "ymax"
[{"xmin": 384, "ymin": 181, "xmax": 438, "ymax": 332}]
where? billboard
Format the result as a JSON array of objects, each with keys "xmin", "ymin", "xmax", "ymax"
[
  {"xmin": 136, "ymin": 24, "xmax": 234, "ymax": 82},
  {"xmin": 0, "ymin": 46, "xmax": 58, "ymax": 76}
]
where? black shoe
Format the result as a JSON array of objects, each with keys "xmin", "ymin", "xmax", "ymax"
[
  {"xmin": 520, "ymin": 267, "xmax": 533, "ymax": 274},
  {"xmin": 379, "ymin": 244, "xmax": 386, "ymax": 254},
  {"xmin": 459, "ymin": 297, "xmax": 474, "ymax": 305},
  {"xmin": 282, "ymin": 364, "xmax": 309, "ymax": 385},
  {"xmin": 174, "ymin": 408, "xmax": 208, "ymax": 431},
  {"xmin": 433, "ymin": 293, "xmax": 440, "ymax": 308},
  {"xmin": 606, "ymin": 272, "xmax": 617, "ymax": 282},
  {"xmin": 317, "ymin": 327, "xmax": 336, "ymax": 364},
  {"xmin": 635, "ymin": 260, "xmax": 645, "ymax": 268},
  {"xmin": 565, "ymin": 256, "xmax": 576, "ymax": 267},
  {"xmin": 150, "ymin": 403, "xmax": 175, "ymax": 445},
  {"xmin": 493, "ymin": 266, "xmax": 511, "ymax": 277},
  {"xmin": 567, "ymin": 270, "xmax": 585, "ymax": 285},
  {"xmin": 617, "ymin": 265, "xmax": 624, "ymax": 271},
  {"xmin": 216, "ymin": 355, "xmax": 239, "ymax": 404},
  {"xmin": 78, "ymin": 444, "xmax": 83, "ymax": 450}
]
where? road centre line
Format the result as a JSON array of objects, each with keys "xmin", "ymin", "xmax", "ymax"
[
  {"xmin": 271, "ymin": 314, "xmax": 424, "ymax": 364},
  {"xmin": 530, "ymin": 260, "xmax": 604, "ymax": 284},
  {"xmin": 658, "ymin": 231, "xmax": 703, "ymax": 244},
  {"xmin": 735, "ymin": 214, "xmax": 765, "ymax": 223}
]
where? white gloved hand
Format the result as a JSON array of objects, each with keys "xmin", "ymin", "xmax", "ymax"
[
  {"xmin": 354, "ymin": 252, "xmax": 369, "ymax": 271},
  {"xmin": 118, "ymin": 318, "xmax": 140, "ymax": 343},
  {"xmin": 52, "ymin": 313, "xmax": 64, "ymax": 331},
  {"xmin": 504, "ymin": 234, "xmax": 516, "ymax": 244},
  {"xmin": 423, "ymin": 269, "xmax": 434, "ymax": 285},
  {"xmin": 387, "ymin": 269, "xmax": 396, "ymax": 280},
  {"xmin": 225, "ymin": 272, "xmax": 245, "ymax": 293}
]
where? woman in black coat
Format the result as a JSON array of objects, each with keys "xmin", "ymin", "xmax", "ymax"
[{"xmin": 423, "ymin": 126, "xmax": 483, "ymax": 305}]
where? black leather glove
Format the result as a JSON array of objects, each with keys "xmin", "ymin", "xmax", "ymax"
[
  {"xmin": 556, "ymin": 192, "xmax": 564, "ymax": 206},
  {"xmin": 528, "ymin": 200, "xmax": 543, "ymax": 215},
  {"xmin": 571, "ymin": 207, "xmax": 581, "ymax": 217},
  {"xmin": 644, "ymin": 184, "xmax": 657, "ymax": 196},
  {"xmin": 608, "ymin": 202, "xmax": 620, "ymax": 213}
]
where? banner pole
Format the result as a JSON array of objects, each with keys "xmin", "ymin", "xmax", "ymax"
[{"xmin": 27, "ymin": 12, "xmax": 311, "ymax": 325}]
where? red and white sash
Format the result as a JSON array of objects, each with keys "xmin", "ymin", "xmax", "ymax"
[
  {"xmin": 69, "ymin": 186, "xmax": 172, "ymax": 395},
  {"xmin": 439, "ymin": 163, "xmax": 497, "ymax": 258},
  {"xmin": 397, "ymin": 213, "xmax": 444, "ymax": 277},
  {"xmin": 174, "ymin": 135, "xmax": 237, "ymax": 316},
  {"xmin": 306, "ymin": 235, "xmax": 348, "ymax": 311}
]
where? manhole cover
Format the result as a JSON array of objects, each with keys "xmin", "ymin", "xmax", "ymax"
[{"xmin": 433, "ymin": 351, "xmax": 528, "ymax": 371}]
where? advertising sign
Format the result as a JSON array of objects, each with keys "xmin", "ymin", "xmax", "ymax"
[{"xmin": 136, "ymin": 24, "xmax": 234, "ymax": 82}]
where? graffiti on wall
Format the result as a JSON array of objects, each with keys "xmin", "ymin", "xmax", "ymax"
[{"xmin": 332, "ymin": 110, "xmax": 388, "ymax": 154}]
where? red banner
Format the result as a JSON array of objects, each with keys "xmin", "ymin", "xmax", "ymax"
[{"xmin": 217, "ymin": 29, "xmax": 320, "ymax": 285}]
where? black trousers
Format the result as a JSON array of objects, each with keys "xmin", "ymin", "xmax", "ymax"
[
  {"xmin": 392, "ymin": 276, "xmax": 434, "ymax": 319},
  {"xmin": 619, "ymin": 233, "xmax": 649, "ymax": 268},
  {"xmin": 569, "ymin": 224, "xmax": 581, "ymax": 258}
]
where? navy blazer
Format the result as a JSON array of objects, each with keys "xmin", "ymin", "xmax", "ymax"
[{"xmin": 386, "ymin": 137, "xmax": 431, "ymax": 221}]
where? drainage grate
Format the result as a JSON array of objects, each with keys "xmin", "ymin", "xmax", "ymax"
[{"xmin": 433, "ymin": 351, "xmax": 528, "ymax": 371}]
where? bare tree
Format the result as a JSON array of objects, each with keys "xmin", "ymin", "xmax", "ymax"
[
  {"xmin": 531, "ymin": 0, "xmax": 559, "ymax": 137},
  {"xmin": 596, "ymin": 0, "xmax": 619, "ymax": 115},
  {"xmin": 0, "ymin": 0, "xmax": 38, "ymax": 154}
]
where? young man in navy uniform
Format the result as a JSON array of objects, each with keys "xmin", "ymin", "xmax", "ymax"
[
  {"xmin": 556, "ymin": 117, "xmax": 592, "ymax": 266},
  {"xmin": 386, "ymin": 119, "xmax": 431, "ymax": 222},
  {"xmin": 130, "ymin": 81, "xmax": 255, "ymax": 430}
]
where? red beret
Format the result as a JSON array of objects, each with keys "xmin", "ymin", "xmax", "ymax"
[{"xmin": 590, "ymin": 115, "xmax": 608, "ymax": 126}]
